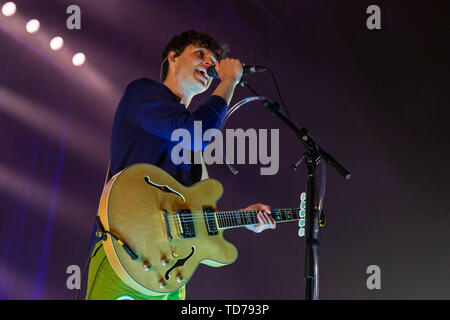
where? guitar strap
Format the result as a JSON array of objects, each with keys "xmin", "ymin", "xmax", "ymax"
[
  {"xmin": 78, "ymin": 161, "xmax": 112, "ymax": 299},
  {"xmin": 92, "ymin": 161, "xmax": 111, "ymax": 241},
  {"xmin": 93, "ymin": 161, "xmax": 111, "ymax": 242},
  {"xmin": 104, "ymin": 161, "xmax": 112, "ymax": 186}
]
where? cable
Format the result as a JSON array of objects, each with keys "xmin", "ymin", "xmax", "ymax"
[
  {"xmin": 104, "ymin": 230, "xmax": 139, "ymax": 260},
  {"xmin": 265, "ymin": 66, "xmax": 291, "ymax": 117},
  {"xmin": 159, "ymin": 57, "xmax": 168, "ymax": 83},
  {"xmin": 75, "ymin": 217, "xmax": 139, "ymax": 300}
]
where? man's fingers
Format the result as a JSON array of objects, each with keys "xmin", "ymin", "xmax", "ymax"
[
  {"xmin": 258, "ymin": 211, "xmax": 276, "ymax": 229},
  {"xmin": 257, "ymin": 211, "xmax": 267, "ymax": 225},
  {"xmin": 263, "ymin": 211, "xmax": 276, "ymax": 228}
]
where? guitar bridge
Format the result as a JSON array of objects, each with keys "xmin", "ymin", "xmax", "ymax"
[{"xmin": 161, "ymin": 210, "xmax": 172, "ymax": 241}]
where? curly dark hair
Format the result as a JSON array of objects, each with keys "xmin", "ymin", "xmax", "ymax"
[{"xmin": 160, "ymin": 30, "xmax": 229, "ymax": 81}]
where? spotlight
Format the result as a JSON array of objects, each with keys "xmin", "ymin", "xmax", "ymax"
[
  {"xmin": 50, "ymin": 36, "xmax": 64, "ymax": 51},
  {"xmin": 26, "ymin": 19, "xmax": 40, "ymax": 34},
  {"xmin": 72, "ymin": 52, "xmax": 86, "ymax": 66},
  {"xmin": 2, "ymin": 2, "xmax": 17, "ymax": 17}
]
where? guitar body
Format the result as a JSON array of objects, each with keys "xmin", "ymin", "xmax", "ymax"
[{"xmin": 98, "ymin": 163, "xmax": 238, "ymax": 296}]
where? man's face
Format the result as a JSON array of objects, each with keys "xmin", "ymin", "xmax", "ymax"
[{"xmin": 170, "ymin": 44, "xmax": 217, "ymax": 95}]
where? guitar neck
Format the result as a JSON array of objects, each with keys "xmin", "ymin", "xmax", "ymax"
[{"xmin": 215, "ymin": 208, "xmax": 301, "ymax": 230}]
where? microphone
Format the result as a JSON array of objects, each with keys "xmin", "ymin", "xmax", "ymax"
[{"xmin": 207, "ymin": 65, "xmax": 266, "ymax": 78}]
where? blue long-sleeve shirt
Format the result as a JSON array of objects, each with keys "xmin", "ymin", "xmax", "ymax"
[
  {"xmin": 110, "ymin": 77, "xmax": 227, "ymax": 184},
  {"xmin": 89, "ymin": 77, "xmax": 228, "ymax": 250}
]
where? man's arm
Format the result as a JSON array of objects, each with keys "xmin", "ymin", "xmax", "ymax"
[
  {"xmin": 212, "ymin": 78, "xmax": 238, "ymax": 107},
  {"xmin": 118, "ymin": 79, "xmax": 227, "ymax": 150}
]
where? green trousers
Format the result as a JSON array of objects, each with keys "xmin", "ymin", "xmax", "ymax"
[{"xmin": 85, "ymin": 241, "xmax": 186, "ymax": 300}]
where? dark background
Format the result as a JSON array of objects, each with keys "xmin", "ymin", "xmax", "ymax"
[{"xmin": 0, "ymin": 0, "xmax": 448, "ymax": 300}]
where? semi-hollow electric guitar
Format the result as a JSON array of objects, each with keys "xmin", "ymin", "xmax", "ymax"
[{"xmin": 97, "ymin": 163, "xmax": 304, "ymax": 295}]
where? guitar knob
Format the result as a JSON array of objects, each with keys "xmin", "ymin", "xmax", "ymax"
[
  {"xmin": 176, "ymin": 273, "xmax": 184, "ymax": 283},
  {"xmin": 159, "ymin": 280, "xmax": 166, "ymax": 289},
  {"xmin": 143, "ymin": 261, "xmax": 152, "ymax": 271},
  {"xmin": 161, "ymin": 256, "xmax": 170, "ymax": 266}
]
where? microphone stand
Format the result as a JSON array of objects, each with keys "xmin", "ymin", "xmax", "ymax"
[{"xmin": 239, "ymin": 80, "xmax": 351, "ymax": 300}]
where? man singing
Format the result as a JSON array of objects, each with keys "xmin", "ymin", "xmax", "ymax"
[{"xmin": 85, "ymin": 30, "xmax": 275, "ymax": 300}]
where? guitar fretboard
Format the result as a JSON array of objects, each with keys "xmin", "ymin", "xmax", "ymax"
[{"xmin": 215, "ymin": 208, "xmax": 301, "ymax": 229}]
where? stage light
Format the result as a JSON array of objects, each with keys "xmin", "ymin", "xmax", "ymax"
[
  {"xmin": 1, "ymin": 2, "xmax": 17, "ymax": 17},
  {"xmin": 72, "ymin": 52, "xmax": 86, "ymax": 66},
  {"xmin": 50, "ymin": 36, "xmax": 64, "ymax": 50},
  {"xmin": 25, "ymin": 19, "xmax": 40, "ymax": 33}
]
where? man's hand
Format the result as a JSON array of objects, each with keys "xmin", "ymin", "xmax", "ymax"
[
  {"xmin": 214, "ymin": 58, "xmax": 243, "ymax": 85},
  {"xmin": 212, "ymin": 58, "xmax": 243, "ymax": 106},
  {"xmin": 241, "ymin": 203, "xmax": 276, "ymax": 233}
]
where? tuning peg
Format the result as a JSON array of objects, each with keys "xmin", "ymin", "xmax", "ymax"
[
  {"xmin": 300, "ymin": 192, "xmax": 306, "ymax": 201},
  {"xmin": 300, "ymin": 209, "xmax": 306, "ymax": 218},
  {"xmin": 298, "ymin": 228, "xmax": 305, "ymax": 237},
  {"xmin": 298, "ymin": 218, "xmax": 305, "ymax": 228}
]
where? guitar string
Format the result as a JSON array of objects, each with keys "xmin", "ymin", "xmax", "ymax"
[
  {"xmin": 162, "ymin": 208, "xmax": 301, "ymax": 216},
  {"xmin": 164, "ymin": 215, "xmax": 301, "ymax": 222},
  {"xmin": 164, "ymin": 218, "xmax": 300, "ymax": 226},
  {"xmin": 164, "ymin": 209, "xmax": 302, "ymax": 224},
  {"xmin": 163, "ymin": 217, "xmax": 301, "ymax": 229},
  {"xmin": 163, "ymin": 209, "xmax": 301, "ymax": 221},
  {"xmin": 163, "ymin": 209, "xmax": 301, "ymax": 218}
]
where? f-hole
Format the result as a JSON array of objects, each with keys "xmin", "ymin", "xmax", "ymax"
[
  {"xmin": 164, "ymin": 246, "xmax": 195, "ymax": 280},
  {"xmin": 144, "ymin": 176, "xmax": 185, "ymax": 202}
]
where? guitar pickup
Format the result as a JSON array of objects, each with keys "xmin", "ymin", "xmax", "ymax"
[
  {"xmin": 203, "ymin": 207, "xmax": 218, "ymax": 236},
  {"xmin": 176, "ymin": 209, "xmax": 195, "ymax": 238}
]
